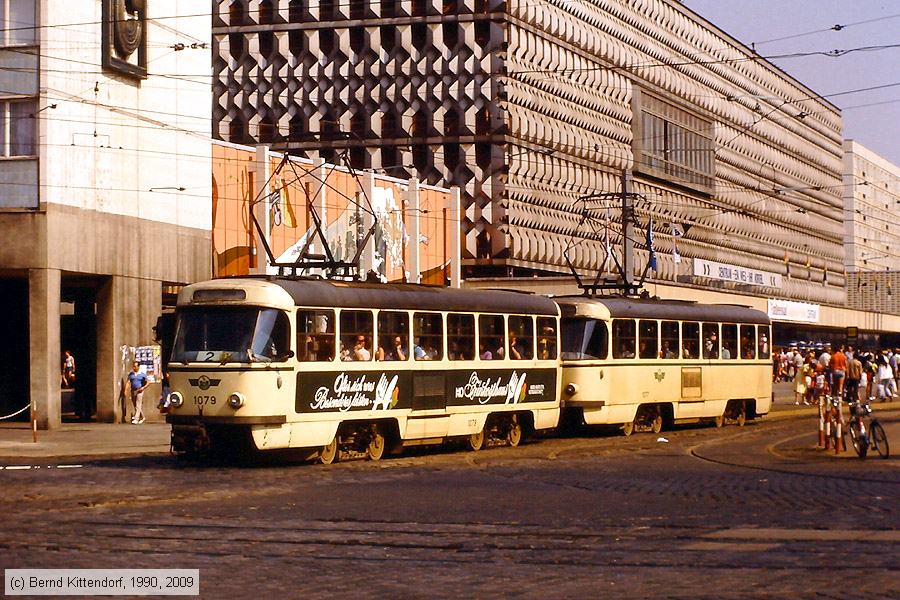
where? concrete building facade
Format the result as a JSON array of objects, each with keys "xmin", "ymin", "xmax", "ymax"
[
  {"xmin": 0, "ymin": 1, "xmax": 212, "ymax": 428},
  {"xmin": 843, "ymin": 140, "xmax": 900, "ymax": 316},
  {"xmin": 211, "ymin": 0, "xmax": 846, "ymax": 310}
]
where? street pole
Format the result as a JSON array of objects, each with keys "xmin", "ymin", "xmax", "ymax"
[{"xmin": 622, "ymin": 170, "xmax": 635, "ymax": 290}]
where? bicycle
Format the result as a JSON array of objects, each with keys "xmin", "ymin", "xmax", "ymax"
[{"xmin": 846, "ymin": 399, "xmax": 890, "ymax": 459}]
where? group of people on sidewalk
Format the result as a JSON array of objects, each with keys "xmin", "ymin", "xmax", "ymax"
[{"xmin": 778, "ymin": 343, "xmax": 899, "ymax": 406}]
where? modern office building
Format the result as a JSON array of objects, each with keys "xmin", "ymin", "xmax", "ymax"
[
  {"xmin": 0, "ymin": 1, "xmax": 212, "ymax": 427},
  {"xmin": 212, "ymin": 0, "xmax": 848, "ymax": 312},
  {"xmin": 843, "ymin": 140, "xmax": 900, "ymax": 316}
]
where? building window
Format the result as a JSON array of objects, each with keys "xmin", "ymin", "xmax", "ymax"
[
  {"xmin": 636, "ymin": 91, "xmax": 714, "ymax": 192},
  {"xmin": 0, "ymin": 0, "xmax": 36, "ymax": 46},
  {"xmin": 0, "ymin": 99, "xmax": 36, "ymax": 156}
]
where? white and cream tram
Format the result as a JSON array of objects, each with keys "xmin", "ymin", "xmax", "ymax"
[
  {"xmin": 557, "ymin": 296, "xmax": 772, "ymax": 434},
  {"xmin": 165, "ymin": 277, "xmax": 561, "ymax": 461}
]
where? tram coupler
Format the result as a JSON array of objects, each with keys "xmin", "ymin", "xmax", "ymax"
[{"xmin": 171, "ymin": 424, "xmax": 210, "ymax": 454}]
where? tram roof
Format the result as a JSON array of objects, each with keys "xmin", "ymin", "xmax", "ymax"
[
  {"xmin": 555, "ymin": 295, "xmax": 770, "ymax": 325},
  {"xmin": 236, "ymin": 277, "xmax": 560, "ymax": 316}
]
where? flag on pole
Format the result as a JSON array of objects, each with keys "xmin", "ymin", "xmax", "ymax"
[
  {"xmin": 647, "ymin": 218, "xmax": 657, "ymax": 271},
  {"xmin": 670, "ymin": 223, "xmax": 683, "ymax": 265}
]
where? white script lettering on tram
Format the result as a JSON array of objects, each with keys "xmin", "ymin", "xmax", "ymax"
[
  {"xmin": 309, "ymin": 373, "xmax": 399, "ymax": 412},
  {"xmin": 454, "ymin": 372, "xmax": 528, "ymax": 404}
]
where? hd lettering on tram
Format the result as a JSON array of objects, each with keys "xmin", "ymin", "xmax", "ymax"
[{"xmin": 445, "ymin": 369, "xmax": 557, "ymax": 406}]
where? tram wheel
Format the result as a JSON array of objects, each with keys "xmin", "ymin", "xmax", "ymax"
[
  {"xmin": 736, "ymin": 402, "xmax": 747, "ymax": 427},
  {"xmin": 318, "ymin": 435, "xmax": 340, "ymax": 465},
  {"xmin": 650, "ymin": 412, "xmax": 663, "ymax": 434},
  {"xmin": 467, "ymin": 427, "xmax": 486, "ymax": 452},
  {"xmin": 621, "ymin": 420, "xmax": 635, "ymax": 437},
  {"xmin": 507, "ymin": 415, "xmax": 523, "ymax": 447},
  {"xmin": 714, "ymin": 414, "xmax": 725, "ymax": 428},
  {"xmin": 367, "ymin": 426, "xmax": 386, "ymax": 461}
]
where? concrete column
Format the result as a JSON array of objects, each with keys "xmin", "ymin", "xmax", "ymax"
[
  {"xmin": 359, "ymin": 171, "xmax": 376, "ymax": 277},
  {"xmin": 251, "ymin": 145, "xmax": 271, "ymax": 274},
  {"xmin": 96, "ymin": 276, "xmax": 125, "ymax": 423},
  {"xmin": 406, "ymin": 177, "xmax": 421, "ymax": 284},
  {"xmin": 96, "ymin": 276, "xmax": 162, "ymax": 423},
  {"xmin": 449, "ymin": 187, "xmax": 462, "ymax": 289},
  {"xmin": 28, "ymin": 268, "xmax": 61, "ymax": 430}
]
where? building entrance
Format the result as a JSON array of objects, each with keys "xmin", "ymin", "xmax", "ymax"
[
  {"xmin": 61, "ymin": 283, "xmax": 98, "ymax": 422},
  {"xmin": 0, "ymin": 279, "xmax": 29, "ymax": 422}
]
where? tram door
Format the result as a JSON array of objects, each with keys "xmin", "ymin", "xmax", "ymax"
[{"xmin": 407, "ymin": 372, "xmax": 448, "ymax": 438}]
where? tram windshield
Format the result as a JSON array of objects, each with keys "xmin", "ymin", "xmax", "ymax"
[
  {"xmin": 172, "ymin": 307, "xmax": 291, "ymax": 363},
  {"xmin": 560, "ymin": 318, "xmax": 608, "ymax": 360}
]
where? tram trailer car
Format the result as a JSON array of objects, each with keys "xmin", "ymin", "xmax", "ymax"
[
  {"xmin": 557, "ymin": 296, "xmax": 772, "ymax": 434},
  {"xmin": 165, "ymin": 278, "xmax": 561, "ymax": 462}
]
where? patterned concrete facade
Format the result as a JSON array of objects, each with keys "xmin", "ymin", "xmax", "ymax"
[{"xmin": 212, "ymin": 0, "xmax": 846, "ymax": 305}]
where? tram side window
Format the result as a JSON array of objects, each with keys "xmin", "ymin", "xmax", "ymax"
[
  {"xmin": 740, "ymin": 325, "xmax": 756, "ymax": 359},
  {"xmin": 340, "ymin": 310, "xmax": 374, "ymax": 361},
  {"xmin": 297, "ymin": 309, "xmax": 335, "ymax": 362},
  {"xmin": 638, "ymin": 320, "xmax": 658, "ymax": 359},
  {"xmin": 702, "ymin": 323, "xmax": 719, "ymax": 359},
  {"xmin": 682, "ymin": 322, "xmax": 700, "ymax": 359},
  {"xmin": 758, "ymin": 325, "xmax": 771, "ymax": 359},
  {"xmin": 377, "ymin": 311, "xmax": 409, "ymax": 361},
  {"xmin": 508, "ymin": 316, "xmax": 534, "ymax": 360},
  {"xmin": 612, "ymin": 319, "xmax": 636, "ymax": 359},
  {"xmin": 660, "ymin": 321, "xmax": 679, "ymax": 359},
  {"xmin": 413, "ymin": 312, "xmax": 443, "ymax": 360},
  {"xmin": 447, "ymin": 313, "xmax": 475, "ymax": 360},
  {"xmin": 560, "ymin": 318, "xmax": 608, "ymax": 360},
  {"xmin": 478, "ymin": 315, "xmax": 504, "ymax": 360},
  {"xmin": 537, "ymin": 317, "xmax": 557, "ymax": 360},
  {"xmin": 721, "ymin": 324, "xmax": 737, "ymax": 359}
]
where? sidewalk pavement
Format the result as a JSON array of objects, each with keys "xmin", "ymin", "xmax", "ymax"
[
  {"xmin": 0, "ymin": 383, "xmax": 897, "ymax": 460},
  {"xmin": 0, "ymin": 422, "xmax": 170, "ymax": 461}
]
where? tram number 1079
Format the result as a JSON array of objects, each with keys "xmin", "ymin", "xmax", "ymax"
[{"xmin": 193, "ymin": 395, "xmax": 217, "ymax": 406}]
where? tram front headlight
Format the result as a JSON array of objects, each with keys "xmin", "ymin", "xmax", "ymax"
[
  {"xmin": 228, "ymin": 392, "xmax": 246, "ymax": 409},
  {"xmin": 169, "ymin": 391, "xmax": 184, "ymax": 408},
  {"xmin": 565, "ymin": 383, "xmax": 578, "ymax": 396}
]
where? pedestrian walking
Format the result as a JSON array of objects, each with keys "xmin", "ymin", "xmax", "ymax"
[
  {"xmin": 846, "ymin": 352, "xmax": 862, "ymax": 403},
  {"xmin": 876, "ymin": 354, "xmax": 893, "ymax": 402},
  {"xmin": 127, "ymin": 360, "xmax": 149, "ymax": 424},
  {"xmin": 62, "ymin": 350, "xmax": 75, "ymax": 388}
]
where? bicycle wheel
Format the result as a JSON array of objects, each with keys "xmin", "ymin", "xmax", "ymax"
[
  {"xmin": 849, "ymin": 419, "xmax": 868, "ymax": 458},
  {"xmin": 870, "ymin": 421, "xmax": 890, "ymax": 459}
]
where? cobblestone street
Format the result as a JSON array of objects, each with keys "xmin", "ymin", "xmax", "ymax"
[{"xmin": 2, "ymin": 412, "xmax": 898, "ymax": 599}]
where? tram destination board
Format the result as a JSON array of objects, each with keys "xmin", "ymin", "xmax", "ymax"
[{"xmin": 296, "ymin": 369, "xmax": 557, "ymax": 413}]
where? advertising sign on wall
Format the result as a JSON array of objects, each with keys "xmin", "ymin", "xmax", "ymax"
[
  {"xmin": 767, "ymin": 299, "xmax": 820, "ymax": 323},
  {"xmin": 693, "ymin": 258, "xmax": 782, "ymax": 289}
]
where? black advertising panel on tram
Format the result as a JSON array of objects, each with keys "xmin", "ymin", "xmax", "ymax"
[{"xmin": 295, "ymin": 368, "xmax": 557, "ymax": 413}]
